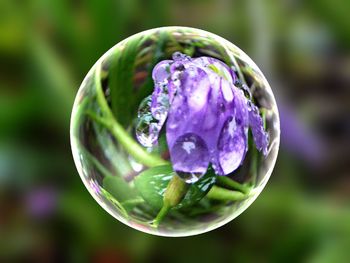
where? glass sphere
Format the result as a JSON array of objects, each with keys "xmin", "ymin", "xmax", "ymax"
[{"xmin": 70, "ymin": 27, "xmax": 280, "ymax": 237}]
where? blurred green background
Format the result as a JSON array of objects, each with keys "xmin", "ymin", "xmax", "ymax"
[{"xmin": 1, "ymin": 0, "xmax": 350, "ymax": 262}]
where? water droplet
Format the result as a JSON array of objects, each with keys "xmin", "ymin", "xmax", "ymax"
[
  {"xmin": 170, "ymin": 133, "xmax": 210, "ymax": 183},
  {"xmin": 215, "ymin": 116, "xmax": 247, "ymax": 175},
  {"xmin": 136, "ymin": 95, "xmax": 162, "ymax": 147},
  {"xmin": 172, "ymin": 51, "xmax": 190, "ymax": 61},
  {"xmin": 135, "ymin": 113, "xmax": 159, "ymax": 147},
  {"xmin": 241, "ymin": 84, "xmax": 252, "ymax": 99},
  {"xmin": 137, "ymin": 95, "xmax": 152, "ymax": 118},
  {"xmin": 152, "ymin": 60, "xmax": 172, "ymax": 83}
]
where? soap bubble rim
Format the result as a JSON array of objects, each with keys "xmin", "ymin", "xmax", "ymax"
[{"xmin": 70, "ymin": 26, "xmax": 280, "ymax": 237}]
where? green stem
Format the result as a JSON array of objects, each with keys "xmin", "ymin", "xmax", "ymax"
[
  {"xmin": 152, "ymin": 174, "xmax": 189, "ymax": 227},
  {"xmin": 86, "ymin": 110, "xmax": 110, "ymax": 127},
  {"xmin": 216, "ymin": 176, "xmax": 250, "ymax": 194},
  {"xmin": 109, "ymin": 120, "xmax": 168, "ymax": 167},
  {"xmin": 207, "ymin": 186, "xmax": 247, "ymax": 201},
  {"xmin": 92, "ymin": 62, "xmax": 168, "ymax": 168},
  {"xmin": 152, "ymin": 204, "xmax": 171, "ymax": 228},
  {"xmin": 250, "ymin": 147, "xmax": 259, "ymax": 186},
  {"xmin": 121, "ymin": 198, "xmax": 145, "ymax": 207}
]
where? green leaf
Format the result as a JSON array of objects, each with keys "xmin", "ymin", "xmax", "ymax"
[
  {"xmin": 102, "ymin": 175, "xmax": 138, "ymax": 202},
  {"xmin": 109, "ymin": 35, "xmax": 146, "ymax": 127},
  {"xmin": 176, "ymin": 169, "xmax": 217, "ymax": 209},
  {"xmin": 134, "ymin": 165, "xmax": 217, "ymax": 210},
  {"xmin": 92, "ymin": 121, "xmax": 133, "ymax": 177},
  {"xmin": 109, "ymin": 31, "xmax": 170, "ymax": 127},
  {"xmin": 134, "ymin": 165, "xmax": 174, "ymax": 209}
]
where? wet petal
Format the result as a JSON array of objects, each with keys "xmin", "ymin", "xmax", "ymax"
[
  {"xmin": 165, "ymin": 67, "xmax": 212, "ymax": 150},
  {"xmin": 232, "ymin": 87, "xmax": 249, "ymax": 127},
  {"xmin": 166, "ymin": 55, "xmax": 243, "ymax": 178},
  {"xmin": 221, "ymin": 78, "xmax": 233, "ymax": 102},
  {"xmin": 182, "ymin": 67, "xmax": 211, "ymax": 111},
  {"xmin": 193, "ymin": 57, "xmax": 233, "ymax": 83},
  {"xmin": 136, "ymin": 52, "xmax": 269, "ymax": 179},
  {"xmin": 249, "ymin": 103, "xmax": 269, "ymax": 155},
  {"xmin": 149, "ymin": 61, "xmax": 177, "ymax": 137}
]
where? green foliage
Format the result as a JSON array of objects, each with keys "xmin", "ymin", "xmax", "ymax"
[
  {"xmin": 177, "ymin": 169, "xmax": 217, "ymax": 209},
  {"xmin": 109, "ymin": 31, "xmax": 169, "ymax": 127},
  {"xmin": 109, "ymin": 35, "xmax": 147, "ymax": 127},
  {"xmin": 134, "ymin": 165, "xmax": 217, "ymax": 210},
  {"xmin": 2, "ymin": 0, "xmax": 350, "ymax": 261},
  {"xmin": 102, "ymin": 176, "xmax": 138, "ymax": 202},
  {"xmin": 134, "ymin": 165, "xmax": 174, "ymax": 209}
]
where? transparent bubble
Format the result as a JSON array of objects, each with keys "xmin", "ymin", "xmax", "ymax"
[{"xmin": 70, "ymin": 27, "xmax": 280, "ymax": 237}]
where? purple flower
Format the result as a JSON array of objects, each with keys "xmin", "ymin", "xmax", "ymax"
[
  {"xmin": 136, "ymin": 52, "xmax": 269, "ymax": 183},
  {"xmin": 26, "ymin": 186, "xmax": 58, "ymax": 218}
]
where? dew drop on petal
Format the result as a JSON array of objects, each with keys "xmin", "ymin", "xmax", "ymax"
[
  {"xmin": 150, "ymin": 79, "xmax": 174, "ymax": 125},
  {"xmin": 135, "ymin": 116, "xmax": 159, "ymax": 147},
  {"xmin": 152, "ymin": 60, "xmax": 172, "ymax": 83},
  {"xmin": 172, "ymin": 51, "xmax": 190, "ymax": 61},
  {"xmin": 170, "ymin": 133, "xmax": 210, "ymax": 183},
  {"xmin": 136, "ymin": 95, "xmax": 162, "ymax": 147},
  {"xmin": 215, "ymin": 116, "xmax": 247, "ymax": 175},
  {"xmin": 137, "ymin": 95, "xmax": 152, "ymax": 118}
]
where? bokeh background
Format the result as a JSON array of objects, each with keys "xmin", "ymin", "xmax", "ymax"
[{"xmin": 1, "ymin": 0, "xmax": 350, "ymax": 262}]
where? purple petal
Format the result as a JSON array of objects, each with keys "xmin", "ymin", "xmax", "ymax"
[
  {"xmin": 249, "ymin": 103, "xmax": 269, "ymax": 155},
  {"xmin": 136, "ymin": 52, "xmax": 270, "ymax": 179},
  {"xmin": 221, "ymin": 78, "xmax": 234, "ymax": 102},
  {"xmin": 182, "ymin": 67, "xmax": 211, "ymax": 111},
  {"xmin": 165, "ymin": 67, "xmax": 212, "ymax": 150},
  {"xmin": 193, "ymin": 57, "xmax": 234, "ymax": 83},
  {"xmin": 165, "ymin": 54, "xmax": 249, "ymax": 179},
  {"xmin": 212, "ymin": 84, "xmax": 250, "ymax": 175}
]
